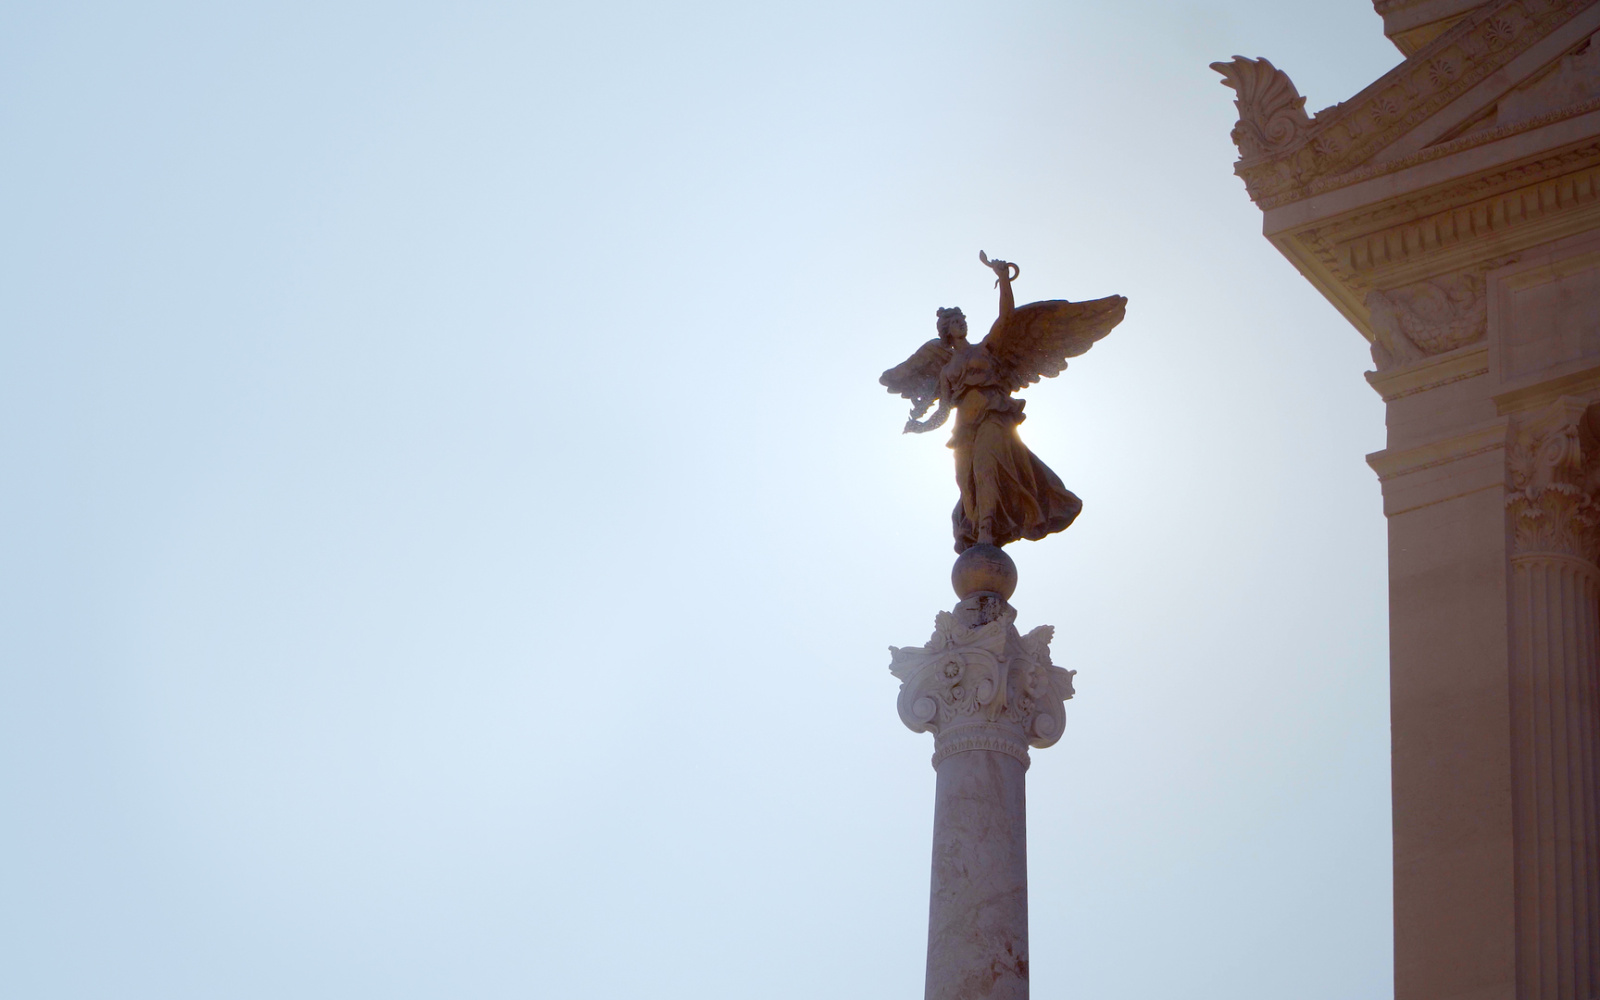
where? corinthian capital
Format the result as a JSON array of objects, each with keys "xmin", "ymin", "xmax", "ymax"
[
  {"xmin": 1507, "ymin": 398, "xmax": 1600, "ymax": 560},
  {"xmin": 888, "ymin": 596, "xmax": 1075, "ymax": 768}
]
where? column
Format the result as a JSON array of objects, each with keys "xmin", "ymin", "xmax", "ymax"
[
  {"xmin": 1507, "ymin": 401, "xmax": 1600, "ymax": 1000},
  {"xmin": 890, "ymin": 587, "xmax": 1075, "ymax": 1000}
]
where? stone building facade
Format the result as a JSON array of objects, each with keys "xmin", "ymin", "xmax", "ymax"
[{"xmin": 1215, "ymin": 3, "xmax": 1600, "ymax": 998}]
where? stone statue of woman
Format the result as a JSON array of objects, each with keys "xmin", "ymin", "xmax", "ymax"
[{"xmin": 881, "ymin": 252, "xmax": 1126, "ymax": 555}]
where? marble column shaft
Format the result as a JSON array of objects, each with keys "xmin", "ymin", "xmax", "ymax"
[
  {"xmin": 1508, "ymin": 413, "xmax": 1600, "ymax": 1000},
  {"xmin": 926, "ymin": 741, "xmax": 1030, "ymax": 1000},
  {"xmin": 1511, "ymin": 549, "xmax": 1600, "ymax": 1000}
]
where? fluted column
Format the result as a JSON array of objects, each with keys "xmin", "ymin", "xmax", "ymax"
[
  {"xmin": 890, "ymin": 592, "xmax": 1075, "ymax": 1000},
  {"xmin": 1507, "ymin": 401, "xmax": 1600, "ymax": 1000}
]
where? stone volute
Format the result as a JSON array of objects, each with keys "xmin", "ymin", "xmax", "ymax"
[{"xmin": 889, "ymin": 596, "xmax": 1075, "ymax": 769}]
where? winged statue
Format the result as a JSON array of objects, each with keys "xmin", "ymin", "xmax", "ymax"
[{"xmin": 881, "ymin": 252, "xmax": 1126, "ymax": 554}]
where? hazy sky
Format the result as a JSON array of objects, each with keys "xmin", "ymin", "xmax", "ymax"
[{"xmin": 2, "ymin": 3, "xmax": 1407, "ymax": 998}]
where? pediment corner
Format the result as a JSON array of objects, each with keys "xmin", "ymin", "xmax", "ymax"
[{"xmin": 1215, "ymin": 0, "xmax": 1600, "ymax": 209}]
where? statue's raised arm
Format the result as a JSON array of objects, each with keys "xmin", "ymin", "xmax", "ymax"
[
  {"xmin": 979, "ymin": 252, "xmax": 1126, "ymax": 393},
  {"xmin": 980, "ymin": 250, "xmax": 1019, "ymax": 317}
]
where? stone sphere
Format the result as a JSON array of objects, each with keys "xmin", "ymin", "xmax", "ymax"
[{"xmin": 951, "ymin": 543, "xmax": 1017, "ymax": 600}]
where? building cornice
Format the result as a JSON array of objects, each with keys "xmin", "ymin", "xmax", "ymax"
[
  {"xmin": 1215, "ymin": 0, "xmax": 1596, "ymax": 210},
  {"xmin": 1367, "ymin": 343, "xmax": 1491, "ymax": 400},
  {"xmin": 1266, "ymin": 132, "xmax": 1600, "ymax": 349}
]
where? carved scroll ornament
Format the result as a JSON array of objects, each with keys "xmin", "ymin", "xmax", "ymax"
[
  {"xmin": 888, "ymin": 596, "xmax": 1075, "ymax": 768},
  {"xmin": 1507, "ymin": 399, "xmax": 1600, "ymax": 560},
  {"xmin": 1210, "ymin": 56, "xmax": 1313, "ymax": 160}
]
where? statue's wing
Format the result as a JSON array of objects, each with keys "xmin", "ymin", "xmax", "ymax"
[
  {"xmin": 981, "ymin": 295, "xmax": 1127, "ymax": 393},
  {"xmin": 880, "ymin": 338, "xmax": 954, "ymax": 431}
]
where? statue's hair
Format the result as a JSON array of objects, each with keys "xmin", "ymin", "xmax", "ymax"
[{"xmin": 936, "ymin": 306, "xmax": 966, "ymax": 340}]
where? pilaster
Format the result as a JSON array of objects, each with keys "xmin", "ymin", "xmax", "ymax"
[{"xmin": 1505, "ymin": 400, "xmax": 1600, "ymax": 1000}]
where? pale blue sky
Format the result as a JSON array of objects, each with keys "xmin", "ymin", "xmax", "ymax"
[{"xmin": 2, "ymin": 3, "xmax": 1403, "ymax": 998}]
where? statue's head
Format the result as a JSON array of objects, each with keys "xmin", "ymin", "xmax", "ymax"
[{"xmin": 936, "ymin": 307, "xmax": 968, "ymax": 344}]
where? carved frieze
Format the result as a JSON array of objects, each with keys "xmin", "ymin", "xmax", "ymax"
[
  {"xmin": 1215, "ymin": 0, "xmax": 1594, "ymax": 208},
  {"xmin": 888, "ymin": 596, "xmax": 1075, "ymax": 768},
  {"xmin": 1368, "ymin": 271, "xmax": 1488, "ymax": 369},
  {"xmin": 1282, "ymin": 142, "xmax": 1600, "ymax": 342},
  {"xmin": 1323, "ymin": 147, "xmax": 1600, "ymax": 279}
]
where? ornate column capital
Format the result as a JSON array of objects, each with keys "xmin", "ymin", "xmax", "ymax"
[
  {"xmin": 1507, "ymin": 397, "xmax": 1600, "ymax": 560},
  {"xmin": 888, "ymin": 596, "xmax": 1075, "ymax": 769}
]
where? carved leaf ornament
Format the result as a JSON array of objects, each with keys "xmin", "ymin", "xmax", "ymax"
[
  {"xmin": 1487, "ymin": 15, "xmax": 1520, "ymax": 47},
  {"xmin": 889, "ymin": 600, "xmax": 1076, "ymax": 755},
  {"xmin": 1210, "ymin": 56, "xmax": 1313, "ymax": 160},
  {"xmin": 1506, "ymin": 401, "xmax": 1600, "ymax": 561},
  {"xmin": 1509, "ymin": 483, "xmax": 1600, "ymax": 557}
]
